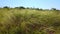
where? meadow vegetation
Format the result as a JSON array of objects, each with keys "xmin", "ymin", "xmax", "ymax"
[{"xmin": 0, "ymin": 6, "xmax": 60, "ymax": 34}]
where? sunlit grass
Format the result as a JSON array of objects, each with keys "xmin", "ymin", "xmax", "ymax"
[{"xmin": 0, "ymin": 8, "xmax": 60, "ymax": 34}]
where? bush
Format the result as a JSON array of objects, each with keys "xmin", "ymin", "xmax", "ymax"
[
  {"xmin": 15, "ymin": 7, "xmax": 19, "ymax": 9},
  {"xmin": 51, "ymin": 8, "xmax": 56, "ymax": 10},
  {"xmin": 3, "ymin": 6, "xmax": 10, "ymax": 8},
  {"xmin": 39, "ymin": 8, "xmax": 43, "ymax": 11},
  {"xmin": 19, "ymin": 6, "xmax": 25, "ymax": 9},
  {"xmin": 35, "ymin": 8, "xmax": 40, "ymax": 10}
]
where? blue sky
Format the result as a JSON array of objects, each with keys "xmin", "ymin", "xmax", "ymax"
[{"xmin": 0, "ymin": 0, "xmax": 60, "ymax": 9}]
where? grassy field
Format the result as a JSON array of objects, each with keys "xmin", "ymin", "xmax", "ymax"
[{"xmin": 0, "ymin": 8, "xmax": 60, "ymax": 34}]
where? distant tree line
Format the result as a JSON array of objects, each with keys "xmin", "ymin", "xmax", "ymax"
[{"xmin": 0, "ymin": 6, "xmax": 60, "ymax": 11}]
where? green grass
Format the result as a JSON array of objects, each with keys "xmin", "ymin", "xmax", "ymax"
[{"xmin": 0, "ymin": 8, "xmax": 60, "ymax": 34}]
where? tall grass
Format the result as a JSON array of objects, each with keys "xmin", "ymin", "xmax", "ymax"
[{"xmin": 0, "ymin": 8, "xmax": 60, "ymax": 34}]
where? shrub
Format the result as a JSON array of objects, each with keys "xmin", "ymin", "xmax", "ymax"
[
  {"xmin": 3, "ymin": 6, "xmax": 10, "ymax": 8},
  {"xmin": 51, "ymin": 8, "xmax": 56, "ymax": 10},
  {"xmin": 39, "ymin": 8, "xmax": 43, "ymax": 11},
  {"xmin": 19, "ymin": 6, "xmax": 25, "ymax": 9},
  {"xmin": 35, "ymin": 8, "xmax": 40, "ymax": 10}
]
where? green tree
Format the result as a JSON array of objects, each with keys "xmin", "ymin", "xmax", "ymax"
[
  {"xmin": 19, "ymin": 6, "xmax": 25, "ymax": 9},
  {"xmin": 39, "ymin": 8, "xmax": 43, "ymax": 11},
  {"xmin": 3, "ymin": 6, "xmax": 10, "ymax": 8},
  {"xmin": 51, "ymin": 8, "xmax": 56, "ymax": 10}
]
